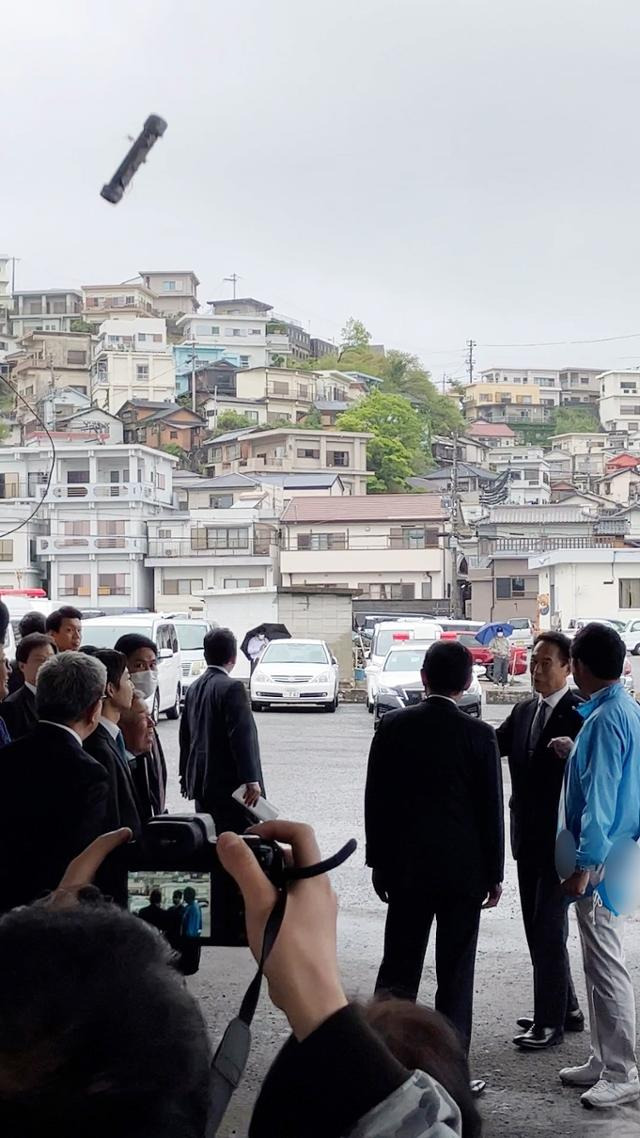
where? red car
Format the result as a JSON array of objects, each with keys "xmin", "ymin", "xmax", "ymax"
[{"xmin": 441, "ymin": 632, "xmax": 528, "ymax": 676}]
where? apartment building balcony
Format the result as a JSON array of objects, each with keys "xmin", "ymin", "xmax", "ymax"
[
  {"xmin": 478, "ymin": 536, "xmax": 606, "ymax": 557},
  {"xmin": 49, "ymin": 481, "xmax": 163, "ymax": 502},
  {"xmin": 146, "ymin": 536, "xmax": 271, "ymax": 564},
  {"xmin": 37, "ymin": 535, "xmax": 148, "ymax": 557}
]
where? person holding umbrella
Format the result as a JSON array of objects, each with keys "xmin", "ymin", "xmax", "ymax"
[
  {"xmin": 475, "ymin": 622, "xmax": 513, "ymax": 687},
  {"xmin": 240, "ymin": 623, "xmax": 291, "ymax": 675},
  {"xmin": 246, "ymin": 630, "xmax": 267, "ymax": 675}
]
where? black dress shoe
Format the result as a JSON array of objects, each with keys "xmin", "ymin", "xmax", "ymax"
[
  {"xmin": 517, "ymin": 1010, "xmax": 585, "ymax": 1033},
  {"xmin": 514, "ymin": 1025, "xmax": 564, "ymax": 1050}
]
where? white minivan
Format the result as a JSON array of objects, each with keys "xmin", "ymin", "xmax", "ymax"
[
  {"xmin": 365, "ymin": 619, "xmax": 443, "ymax": 711},
  {"xmin": 81, "ymin": 615, "xmax": 182, "ymax": 720},
  {"xmin": 170, "ymin": 617, "xmax": 216, "ymax": 696}
]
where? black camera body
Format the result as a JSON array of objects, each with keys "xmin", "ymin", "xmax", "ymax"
[{"xmin": 121, "ymin": 814, "xmax": 284, "ymax": 948}]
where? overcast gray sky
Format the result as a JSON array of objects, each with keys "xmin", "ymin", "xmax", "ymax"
[{"xmin": 5, "ymin": 0, "xmax": 640, "ymax": 380}]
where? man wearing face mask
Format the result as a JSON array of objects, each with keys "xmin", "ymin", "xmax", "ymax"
[
  {"xmin": 489, "ymin": 629, "xmax": 510, "ymax": 687},
  {"xmin": 114, "ymin": 635, "xmax": 167, "ymax": 814}
]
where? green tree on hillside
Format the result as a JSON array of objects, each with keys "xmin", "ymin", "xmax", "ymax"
[
  {"xmin": 551, "ymin": 405, "xmax": 601, "ymax": 435},
  {"xmin": 211, "ymin": 411, "xmax": 257, "ymax": 436},
  {"xmin": 341, "ymin": 317, "xmax": 372, "ymax": 349},
  {"xmin": 336, "ymin": 390, "xmax": 428, "ymax": 492}
]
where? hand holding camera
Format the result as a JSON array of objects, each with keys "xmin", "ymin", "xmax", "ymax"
[{"xmin": 217, "ymin": 821, "xmax": 348, "ymax": 1041}]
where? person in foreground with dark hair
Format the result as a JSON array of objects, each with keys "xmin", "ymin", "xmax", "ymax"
[
  {"xmin": 0, "ymin": 600, "xmax": 12, "ymax": 746},
  {"xmin": 496, "ymin": 631, "xmax": 584, "ymax": 1051},
  {"xmin": 180, "ymin": 627, "xmax": 264, "ymax": 834},
  {"xmin": 7, "ymin": 610, "xmax": 48, "ymax": 694},
  {"xmin": 83, "ymin": 649, "xmax": 141, "ymax": 837},
  {"xmin": 0, "ymin": 652, "xmax": 109, "ymax": 912},
  {"xmin": 45, "ymin": 605, "xmax": 82, "ymax": 652},
  {"xmin": 0, "ymin": 823, "xmax": 463, "ymax": 1138},
  {"xmin": 558, "ymin": 622, "xmax": 640, "ymax": 1110},
  {"xmin": 361, "ymin": 998, "xmax": 482, "ymax": 1138},
  {"xmin": 365, "ymin": 640, "xmax": 504, "ymax": 1077},
  {"xmin": 114, "ymin": 633, "xmax": 167, "ymax": 813},
  {"xmin": 0, "ymin": 632, "xmax": 54, "ymax": 740}
]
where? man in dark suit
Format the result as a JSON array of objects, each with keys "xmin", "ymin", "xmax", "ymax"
[
  {"xmin": 366, "ymin": 640, "xmax": 504, "ymax": 1057},
  {"xmin": 7, "ymin": 611, "xmax": 48, "ymax": 695},
  {"xmin": 179, "ymin": 627, "xmax": 264, "ymax": 835},
  {"xmin": 0, "ymin": 632, "xmax": 55, "ymax": 740},
  {"xmin": 83, "ymin": 649, "xmax": 142, "ymax": 838},
  {"xmin": 496, "ymin": 631, "xmax": 585, "ymax": 1051},
  {"xmin": 0, "ymin": 651, "xmax": 109, "ymax": 912}
]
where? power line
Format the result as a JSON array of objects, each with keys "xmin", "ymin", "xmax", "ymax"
[{"xmin": 0, "ymin": 375, "xmax": 56, "ymax": 539}]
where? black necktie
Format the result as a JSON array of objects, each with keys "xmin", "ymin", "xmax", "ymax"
[{"xmin": 529, "ymin": 700, "xmax": 549, "ymax": 754}]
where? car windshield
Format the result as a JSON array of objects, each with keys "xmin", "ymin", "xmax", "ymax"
[
  {"xmin": 384, "ymin": 649, "xmax": 425, "ymax": 672},
  {"xmin": 262, "ymin": 642, "xmax": 329, "ymax": 665},
  {"xmin": 457, "ymin": 634, "xmax": 481, "ymax": 648},
  {"xmin": 510, "ymin": 619, "xmax": 530, "ymax": 630},
  {"xmin": 174, "ymin": 623, "xmax": 209, "ymax": 651},
  {"xmin": 81, "ymin": 624, "xmax": 154, "ymax": 648}
]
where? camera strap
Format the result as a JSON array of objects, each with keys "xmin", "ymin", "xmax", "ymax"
[{"xmin": 206, "ymin": 838, "xmax": 357, "ymax": 1136}]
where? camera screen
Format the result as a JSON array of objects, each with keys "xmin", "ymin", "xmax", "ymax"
[{"xmin": 128, "ymin": 870, "xmax": 212, "ymax": 940}]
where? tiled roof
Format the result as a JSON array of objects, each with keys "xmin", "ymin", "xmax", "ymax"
[
  {"xmin": 485, "ymin": 506, "xmax": 595, "ymax": 523},
  {"xmin": 466, "ymin": 420, "xmax": 516, "ymax": 438},
  {"xmin": 281, "ymin": 494, "xmax": 445, "ymax": 524}
]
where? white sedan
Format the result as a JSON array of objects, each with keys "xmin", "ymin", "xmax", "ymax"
[{"xmin": 250, "ymin": 638, "xmax": 340, "ymax": 712}]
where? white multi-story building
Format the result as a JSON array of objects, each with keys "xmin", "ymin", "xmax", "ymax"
[
  {"xmin": 0, "ymin": 443, "xmax": 176, "ymax": 609},
  {"xmin": 146, "ymin": 508, "xmax": 278, "ymax": 612},
  {"xmin": 0, "ymin": 257, "xmax": 12, "ymax": 322},
  {"xmin": 488, "ymin": 446, "xmax": 551, "ymax": 504},
  {"xmin": 280, "ymin": 494, "xmax": 450, "ymax": 601},
  {"xmin": 10, "ymin": 290, "xmax": 84, "ymax": 337},
  {"xmin": 479, "ymin": 366, "xmax": 562, "ymax": 407},
  {"xmin": 599, "ymin": 370, "xmax": 640, "ymax": 434},
  {"xmin": 91, "ymin": 319, "xmax": 175, "ymax": 413},
  {"xmin": 558, "ymin": 367, "xmax": 603, "ymax": 406},
  {"xmin": 139, "ymin": 270, "xmax": 200, "ymax": 317},
  {"xmin": 177, "ymin": 298, "xmax": 291, "ymax": 370},
  {"xmin": 9, "ymin": 330, "xmax": 93, "ymax": 426}
]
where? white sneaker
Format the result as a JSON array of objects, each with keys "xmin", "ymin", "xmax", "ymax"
[
  {"xmin": 560, "ymin": 1060, "xmax": 603, "ymax": 1088},
  {"xmin": 581, "ymin": 1075, "xmax": 640, "ymax": 1110}
]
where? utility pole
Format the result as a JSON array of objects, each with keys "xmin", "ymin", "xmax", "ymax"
[
  {"xmin": 223, "ymin": 273, "xmax": 240, "ymax": 299},
  {"xmin": 466, "ymin": 339, "xmax": 476, "ymax": 384},
  {"xmin": 190, "ymin": 341, "xmax": 197, "ymax": 413},
  {"xmin": 450, "ymin": 429, "xmax": 460, "ymax": 616}
]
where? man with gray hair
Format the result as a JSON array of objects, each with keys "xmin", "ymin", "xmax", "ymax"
[{"xmin": 0, "ymin": 652, "xmax": 109, "ymax": 913}]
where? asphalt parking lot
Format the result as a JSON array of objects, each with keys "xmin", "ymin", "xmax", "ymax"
[{"xmin": 158, "ymin": 682, "xmax": 640, "ymax": 1138}]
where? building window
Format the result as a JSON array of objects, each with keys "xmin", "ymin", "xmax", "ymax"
[
  {"xmin": 162, "ymin": 281, "xmax": 177, "ymax": 291},
  {"xmin": 156, "ymin": 472, "xmax": 166, "ymax": 489},
  {"xmin": 273, "ymin": 381, "xmax": 289, "ymax": 395},
  {"xmin": 169, "ymin": 431, "xmax": 178, "ymax": 439},
  {"xmin": 297, "ymin": 448, "xmax": 320, "ymax": 459},
  {"xmin": 299, "ymin": 384, "xmax": 309, "ymax": 398},
  {"xmin": 328, "ymin": 450, "xmax": 348, "ymax": 467},
  {"xmin": 0, "ymin": 474, "xmax": 20, "ymax": 499},
  {"xmin": 496, "ymin": 576, "xmax": 530, "ymax": 598},
  {"xmin": 60, "ymin": 573, "xmax": 91, "ymax": 597},
  {"xmin": 619, "ymin": 578, "xmax": 640, "ymax": 608},
  {"xmin": 209, "ymin": 494, "xmax": 233, "ymax": 508},
  {"xmin": 136, "ymin": 364, "xmax": 149, "ymax": 380},
  {"xmin": 98, "ymin": 574, "xmax": 128, "ymax": 596},
  {"xmin": 224, "ymin": 578, "xmax": 264, "ymax": 589},
  {"xmin": 239, "ymin": 356, "xmax": 250, "ymax": 367},
  {"xmin": 0, "ymin": 540, "xmax": 13, "ymax": 561},
  {"xmin": 67, "ymin": 350, "xmax": 87, "ymax": 365},
  {"xmin": 162, "ymin": 577, "xmax": 204, "ymax": 595},
  {"xmin": 158, "ymin": 528, "xmax": 172, "ymax": 538},
  {"xmin": 296, "ymin": 532, "xmax": 346, "ymax": 550},
  {"xmin": 358, "ymin": 582, "xmax": 415, "ymax": 600},
  {"xmin": 581, "ymin": 377, "xmax": 590, "ymax": 385},
  {"xmin": 190, "ymin": 526, "xmax": 249, "ymax": 550}
]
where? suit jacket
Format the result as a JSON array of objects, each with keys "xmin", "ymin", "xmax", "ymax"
[
  {"xmin": 365, "ymin": 697, "xmax": 504, "ymax": 898},
  {"xmin": 0, "ymin": 684, "xmax": 38, "ymax": 740},
  {"xmin": 84, "ymin": 723, "xmax": 143, "ymax": 838},
  {"xmin": 179, "ymin": 666, "xmax": 263, "ymax": 805},
  {"xmin": 496, "ymin": 688, "xmax": 583, "ymax": 865},
  {"xmin": 0, "ymin": 722, "xmax": 109, "ymax": 911}
]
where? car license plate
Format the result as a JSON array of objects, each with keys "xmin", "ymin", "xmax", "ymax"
[{"xmin": 286, "ymin": 688, "xmax": 300, "ymax": 699}]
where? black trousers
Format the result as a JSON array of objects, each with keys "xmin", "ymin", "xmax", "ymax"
[
  {"xmin": 517, "ymin": 858, "xmax": 579, "ymax": 1028},
  {"xmin": 195, "ymin": 796, "xmax": 253, "ymax": 836},
  {"xmin": 375, "ymin": 883, "xmax": 482, "ymax": 1053}
]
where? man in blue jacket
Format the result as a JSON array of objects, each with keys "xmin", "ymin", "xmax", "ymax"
[{"xmin": 559, "ymin": 622, "xmax": 640, "ymax": 1110}]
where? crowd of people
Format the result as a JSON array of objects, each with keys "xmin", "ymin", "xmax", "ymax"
[{"xmin": 0, "ymin": 608, "xmax": 637, "ymax": 1134}]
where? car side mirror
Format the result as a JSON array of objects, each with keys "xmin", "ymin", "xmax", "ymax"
[
  {"xmin": 331, "ymin": 655, "xmax": 337, "ymax": 665},
  {"xmin": 158, "ymin": 648, "xmax": 173, "ymax": 660}
]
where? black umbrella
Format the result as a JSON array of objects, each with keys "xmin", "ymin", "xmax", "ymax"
[{"xmin": 240, "ymin": 623, "xmax": 291, "ymax": 661}]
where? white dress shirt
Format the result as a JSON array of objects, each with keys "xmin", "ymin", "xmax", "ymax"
[
  {"xmin": 25, "ymin": 682, "xmax": 37, "ymax": 696},
  {"xmin": 537, "ymin": 682, "xmax": 569, "ymax": 715},
  {"xmin": 99, "ymin": 716, "xmax": 120, "ymax": 740}
]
